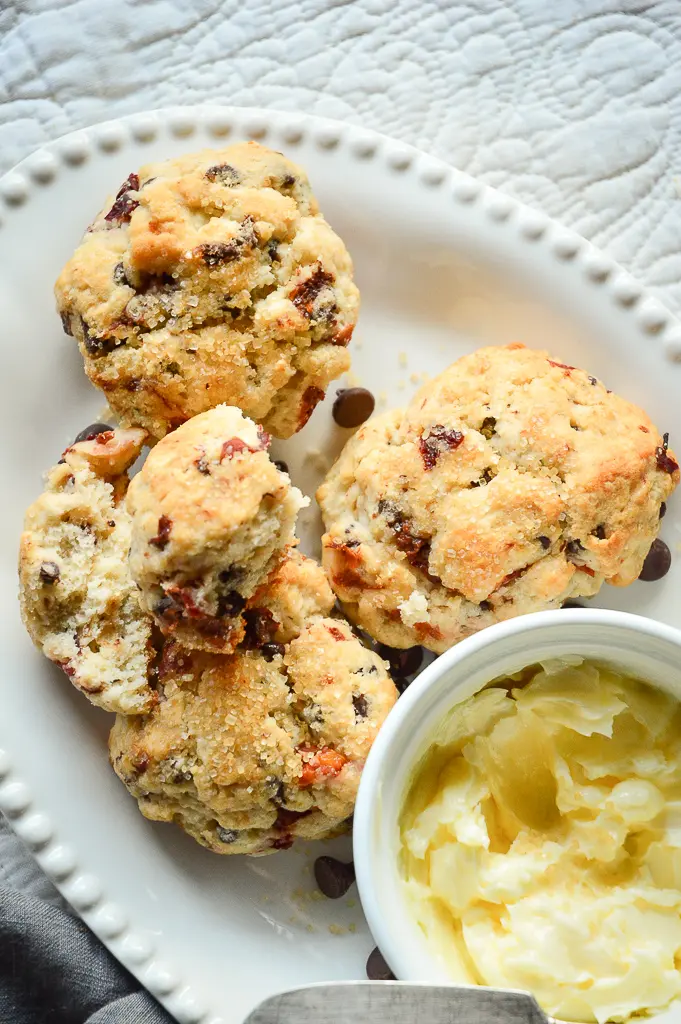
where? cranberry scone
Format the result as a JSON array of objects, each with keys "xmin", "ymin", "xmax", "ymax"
[
  {"xmin": 110, "ymin": 617, "xmax": 397, "ymax": 855},
  {"xmin": 55, "ymin": 142, "xmax": 359, "ymax": 440},
  {"xmin": 126, "ymin": 405, "xmax": 308, "ymax": 652},
  {"xmin": 18, "ymin": 426, "xmax": 156, "ymax": 714},
  {"xmin": 317, "ymin": 344, "xmax": 679, "ymax": 653}
]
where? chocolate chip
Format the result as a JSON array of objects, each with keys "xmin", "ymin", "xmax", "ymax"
[
  {"xmin": 74, "ymin": 422, "xmax": 114, "ymax": 444},
  {"xmin": 333, "ymin": 388, "xmax": 375, "ymax": 429},
  {"xmin": 419, "ymin": 425, "xmax": 464, "ymax": 470},
  {"xmin": 562, "ymin": 600, "xmax": 584, "ymax": 608},
  {"xmin": 353, "ymin": 694, "xmax": 369, "ymax": 719},
  {"xmin": 660, "ymin": 502, "xmax": 667, "ymax": 519},
  {"xmin": 638, "ymin": 538, "xmax": 672, "ymax": 582},
  {"xmin": 589, "ymin": 376, "xmax": 598, "ymax": 386},
  {"xmin": 366, "ymin": 947, "xmax": 395, "ymax": 981},
  {"xmin": 267, "ymin": 240, "xmax": 280, "ymax": 261},
  {"xmin": 594, "ymin": 524, "xmax": 607, "ymax": 539},
  {"xmin": 113, "ymin": 262, "xmax": 129, "ymax": 286},
  {"xmin": 243, "ymin": 607, "xmax": 278, "ymax": 647},
  {"xmin": 149, "ymin": 515, "xmax": 172, "ymax": 550},
  {"xmin": 274, "ymin": 459, "xmax": 289, "ymax": 474},
  {"xmin": 39, "ymin": 561, "xmax": 60, "ymax": 585},
  {"xmin": 60, "ymin": 311, "xmax": 73, "ymax": 336},
  {"xmin": 205, "ymin": 164, "xmax": 241, "ymax": 185},
  {"xmin": 104, "ymin": 173, "xmax": 140, "ymax": 224},
  {"xmin": 216, "ymin": 826, "xmax": 239, "ymax": 844},
  {"xmin": 261, "ymin": 642, "xmax": 285, "ymax": 661},
  {"xmin": 217, "ymin": 590, "xmax": 246, "ymax": 618},
  {"xmin": 314, "ymin": 856, "xmax": 356, "ymax": 899},
  {"xmin": 480, "ymin": 416, "xmax": 496, "ymax": 439},
  {"xmin": 538, "ymin": 536, "xmax": 551, "ymax": 550},
  {"xmin": 394, "ymin": 676, "xmax": 411, "ymax": 695},
  {"xmin": 80, "ymin": 318, "xmax": 123, "ymax": 358},
  {"xmin": 279, "ymin": 173, "xmax": 296, "ymax": 190},
  {"xmin": 376, "ymin": 644, "xmax": 423, "ymax": 678},
  {"xmin": 195, "ymin": 457, "xmax": 211, "ymax": 475},
  {"xmin": 479, "ymin": 600, "xmax": 493, "ymax": 612},
  {"xmin": 154, "ymin": 595, "xmax": 182, "ymax": 621},
  {"xmin": 195, "ymin": 241, "xmax": 241, "ymax": 266},
  {"xmin": 566, "ymin": 540, "xmax": 584, "ymax": 557},
  {"xmin": 656, "ymin": 434, "xmax": 679, "ymax": 475},
  {"xmin": 290, "ymin": 265, "xmax": 335, "ymax": 319}
]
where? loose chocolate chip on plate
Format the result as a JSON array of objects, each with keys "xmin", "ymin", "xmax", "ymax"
[
  {"xmin": 314, "ymin": 856, "xmax": 356, "ymax": 899},
  {"xmin": 333, "ymin": 388, "xmax": 375, "ymax": 429},
  {"xmin": 74, "ymin": 422, "xmax": 114, "ymax": 444},
  {"xmin": 39, "ymin": 561, "xmax": 60, "ymax": 585},
  {"xmin": 638, "ymin": 539, "xmax": 672, "ymax": 582},
  {"xmin": 366, "ymin": 946, "xmax": 395, "ymax": 981}
]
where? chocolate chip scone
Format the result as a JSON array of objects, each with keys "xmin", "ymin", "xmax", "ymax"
[
  {"xmin": 126, "ymin": 405, "xmax": 307, "ymax": 652},
  {"xmin": 317, "ymin": 344, "xmax": 679, "ymax": 652},
  {"xmin": 19, "ymin": 426, "xmax": 157, "ymax": 714},
  {"xmin": 109, "ymin": 617, "xmax": 397, "ymax": 855},
  {"xmin": 55, "ymin": 142, "xmax": 358, "ymax": 441}
]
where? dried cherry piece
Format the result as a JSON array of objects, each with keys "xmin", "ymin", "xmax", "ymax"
[{"xmin": 104, "ymin": 173, "xmax": 140, "ymax": 224}]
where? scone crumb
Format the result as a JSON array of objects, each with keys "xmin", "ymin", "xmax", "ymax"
[{"xmin": 399, "ymin": 591, "xmax": 430, "ymax": 627}]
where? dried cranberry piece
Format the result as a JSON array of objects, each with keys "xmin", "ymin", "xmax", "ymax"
[
  {"xmin": 419, "ymin": 425, "xmax": 464, "ymax": 470},
  {"xmin": 298, "ymin": 385, "xmax": 325, "ymax": 428},
  {"xmin": 149, "ymin": 516, "xmax": 172, "ymax": 550},
  {"xmin": 104, "ymin": 173, "xmax": 140, "ymax": 224}
]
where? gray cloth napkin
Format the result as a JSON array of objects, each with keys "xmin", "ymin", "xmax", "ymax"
[{"xmin": 0, "ymin": 817, "xmax": 172, "ymax": 1024}]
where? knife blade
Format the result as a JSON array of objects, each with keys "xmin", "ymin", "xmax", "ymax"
[{"xmin": 244, "ymin": 982, "xmax": 550, "ymax": 1024}]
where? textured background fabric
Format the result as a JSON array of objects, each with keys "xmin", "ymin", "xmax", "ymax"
[
  {"xmin": 1, "ymin": 0, "xmax": 680, "ymax": 1016},
  {"xmin": 2, "ymin": 0, "xmax": 681, "ymax": 313}
]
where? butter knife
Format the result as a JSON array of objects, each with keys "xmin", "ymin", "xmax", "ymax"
[{"xmin": 244, "ymin": 982, "xmax": 550, "ymax": 1024}]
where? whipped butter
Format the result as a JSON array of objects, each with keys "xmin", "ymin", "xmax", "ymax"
[{"xmin": 399, "ymin": 660, "xmax": 681, "ymax": 1023}]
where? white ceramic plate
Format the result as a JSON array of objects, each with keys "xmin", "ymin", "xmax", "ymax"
[{"xmin": 1, "ymin": 106, "xmax": 680, "ymax": 1024}]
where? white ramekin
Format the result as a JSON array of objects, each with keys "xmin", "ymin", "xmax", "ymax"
[{"xmin": 353, "ymin": 609, "xmax": 681, "ymax": 983}]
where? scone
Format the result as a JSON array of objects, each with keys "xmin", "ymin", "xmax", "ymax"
[
  {"xmin": 18, "ymin": 426, "xmax": 156, "ymax": 714},
  {"xmin": 317, "ymin": 344, "xmax": 679, "ymax": 652},
  {"xmin": 126, "ymin": 405, "xmax": 307, "ymax": 651},
  {"xmin": 55, "ymin": 142, "xmax": 359, "ymax": 440},
  {"xmin": 109, "ymin": 617, "xmax": 397, "ymax": 855}
]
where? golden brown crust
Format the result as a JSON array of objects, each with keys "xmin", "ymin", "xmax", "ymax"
[
  {"xmin": 55, "ymin": 143, "xmax": 358, "ymax": 440},
  {"xmin": 317, "ymin": 345, "xmax": 678, "ymax": 652}
]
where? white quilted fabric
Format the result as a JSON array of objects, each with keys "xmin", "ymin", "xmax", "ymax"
[
  {"xmin": 1, "ymin": 0, "xmax": 681, "ymax": 897},
  {"xmin": 2, "ymin": 0, "xmax": 681, "ymax": 313}
]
